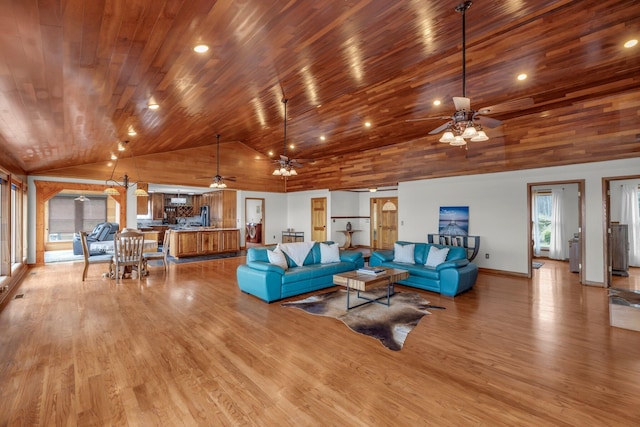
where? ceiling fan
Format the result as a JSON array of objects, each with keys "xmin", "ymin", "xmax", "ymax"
[
  {"xmin": 74, "ymin": 195, "xmax": 90, "ymax": 202},
  {"xmin": 272, "ymin": 98, "xmax": 302, "ymax": 177},
  {"xmin": 407, "ymin": 1, "xmax": 512, "ymax": 146},
  {"xmin": 207, "ymin": 134, "xmax": 236, "ymax": 188}
]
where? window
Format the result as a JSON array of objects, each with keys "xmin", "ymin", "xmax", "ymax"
[
  {"xmin": 533, "ymin": 192, "xmax": 552, "ymax": 249},
  {"xmin": 48, "ymin": 194, "xmax": 107, "ymax": 241}
]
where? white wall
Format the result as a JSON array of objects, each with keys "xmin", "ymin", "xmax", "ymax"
[
  {"xmin": 287, "ymin": 189, "xmax": 331, "ymax": 242},
  {"xmin": 398, "ymin": 158, "xmax": 640, "ymax": 283},
  {"xmin": 237, "ymin": 190, "xmax": 288, "ymax": 246}
]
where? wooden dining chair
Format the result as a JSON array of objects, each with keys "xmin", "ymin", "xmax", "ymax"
[
  {"xmin": 143, "ymin": 230, "xmax": 171, "ymax": 272},
  {"xmin": 113, "ymin": 230, "xmax": 145, "ymax": 282},
  {"xmin": 81, "ymin": 231, "xmax": 113, "ymax": 281}
]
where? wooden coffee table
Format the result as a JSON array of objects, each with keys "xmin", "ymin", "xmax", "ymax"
[{"xmin": 333, "ymin": 267, "xmax": 410, "ymax": 310}]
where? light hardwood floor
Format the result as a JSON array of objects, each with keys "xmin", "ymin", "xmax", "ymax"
[{"xmin": 1, "ymin": 258, "xmax": 639, "ymax": 426}]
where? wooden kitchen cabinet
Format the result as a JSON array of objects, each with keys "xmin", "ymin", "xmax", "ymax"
[
  {"xmin": 200, "ymin": 231, "xmax": 220, "ymax": 254},
  {"xmin": 169, "ymin": 229, "xmax": 239, "ymax": 258},
  {"xmin": 151, "ymin": 193, "xmax": 164, "ymax": 220},
  {"xmin": 221, "ymin": 229, "xmax": 239, "ymax": 251},
  {"xmin": 171, "ymin": 231, "xmax": 199, "ymax": 257},
  {"xmin": 192, "ymin": 195, "xmax": 202, "ymax": 213},
  {"xmin": 137, "ymin": 183, "xmax": 149, "ymax": 215}
]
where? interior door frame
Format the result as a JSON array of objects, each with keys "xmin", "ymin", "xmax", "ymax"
[
  {"xmin": 527, "ymin": 180, "xmax": 585, "ymax": 282},
  {"xmin": 602, "ymin": 174, "xmax": 640, "ymax": 288},
  {"xmin": 244, "ymin": 197, "xmax": 265, "ymax": 245}
]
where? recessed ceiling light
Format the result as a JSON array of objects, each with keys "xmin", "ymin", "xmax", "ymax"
[
  {"xmin": 364, "ymin": 121, "xmax": 372, "ymax": 128},
  {"xmin": 268, "ymin": 151, "xmax": 273, "ymax": 156},
  {"xmin": 433, "ymin": 100, "xmax": 441, "ymax": 106},
  {"xmin": 110, "ymin": 153, "xmax": 118, "ymax": 160},
  {"xmin": 320, "ymin": 135, "xmax": 326, "ymax": 141},
  {"xmin": 193, "ymin": 44, "xmax": 209, "ymax": 53},
  {"xmin": 517, "ymin": 73, "xmax": 527, "ymax": 81},
  {"xmin": 289, "ymin": 144, "xmax": 294, "ymax": 149},
  {"xmin": 624, "ymin": 39, "xmax": 638, "ymax": 48}
]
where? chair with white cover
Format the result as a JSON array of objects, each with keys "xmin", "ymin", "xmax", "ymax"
[
  {"xmin": 81, "ymin": 231, "xmax": 113, "ymax": 281},
  {"xmin": 113, "ymin": 230, "xmax": 145, "ymax": 282},
  {"xmin": 143, "ymin": 230, "xmax": 171, "ymax": 271}
]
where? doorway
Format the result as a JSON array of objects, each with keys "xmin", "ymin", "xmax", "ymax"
[
  {"xmin": 527, "ymin": 180, "xmax": 585, "ymax": 282},
  {"xmin": 370, "ymin": 197, "xmax": 398, "ymax": 250},
  {"xmin": 603, "ymin": 175, "xmax": 640, "ymax": 290},
  {"xmin": 245, "ymin": 198, "xmax": 265, "ymax": 247}
]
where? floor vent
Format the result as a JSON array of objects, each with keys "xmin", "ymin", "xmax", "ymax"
[{"xmin": 15, "ymin": 294, "xmax": 24, "ymax": 299}]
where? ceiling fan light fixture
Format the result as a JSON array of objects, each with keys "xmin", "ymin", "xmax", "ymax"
[
  {"xmin": 462, "ymin": 123, "xmax": 478, "ymax": 138},
  {"xmin": 450, "ymin": 136, "xmax": 467, "ymax": 146},
  {"xmin": 471, "ymin": 130, "xmax": 489, "ymax": 141},
  {"xmin": 289, "ymin": 168, "xmax": 298, "ymax": 176},
  {"xmin": 272, "ymin": 169, "xmax": 282, "ymax": 176},
  {"xmin": 439, "ymin": 130, "xmax": 455, "ymax": 143}
]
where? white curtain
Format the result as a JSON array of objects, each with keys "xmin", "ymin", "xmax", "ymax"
[
  {"xmin": 620, "ymin": 184, "xmax": 640, "ymax": 266},
  {"xmin": 533, "ymin": 194, "xmax": 541, "ymax": 256},
  {"xmin": 549, "ymin": 189, "xmax": 566, "ymax": 260}
]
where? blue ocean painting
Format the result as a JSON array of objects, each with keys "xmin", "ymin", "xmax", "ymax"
[{"xmin": 438, "ymin": 206, "xmax": 469, "ymax": 235}]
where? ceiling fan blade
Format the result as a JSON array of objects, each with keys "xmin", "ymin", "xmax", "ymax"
[
  {"xmin": 280, "ymin": 154, "xmax": 290, "ymax": 162},
  {"xmin": 222, "ymin": 176, "xmax": 237, "ymax": 182},
  {"xmin": 428, "ymin": 122, "xmax": 452, "ymax": 135},
  {"xmin": 477, "ymin": 97, "xmax": 534, "ymax": 115},
  {"xmin": 405, "ymin": 116, "xmax": 451, "ymax": 122},
  {"xmin": 453, "ymin": 97, "xmax": 471, "ymax": 111},
  {"xmin": 290, "ymin": 160, "xmax": 303, "ymax": 168},
  {"xmin": 476, "ymin": 116, "xmax": 502, "ymax": 128}
]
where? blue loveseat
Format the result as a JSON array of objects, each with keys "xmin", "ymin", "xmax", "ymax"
[
  {"xmin": 237, "ymin": 242, "xmax": 364, "ymax": 302},
  {"xmin": 369, "ymin": 241, "xmax": 477, "ymax": 297}
]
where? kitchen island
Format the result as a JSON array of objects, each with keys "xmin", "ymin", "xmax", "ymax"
[{"xmin": 169, "ymin": 228, "xmax": 240, "ymax": 258}]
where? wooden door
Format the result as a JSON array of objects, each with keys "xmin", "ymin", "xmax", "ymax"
[
  {"xmin": 371, "ymin": 197, "xmax": 398, "ymax": 250},
  {"xmin": 311, "ymin": 197, "xmax": 327, "ymax": 242}
]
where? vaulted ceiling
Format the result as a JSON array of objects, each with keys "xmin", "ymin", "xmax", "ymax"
[{"xmin": 1, "ymin": 0, "xmax": 639, "ymax": 192}]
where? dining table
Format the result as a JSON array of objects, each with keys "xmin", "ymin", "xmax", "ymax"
[{"xmin": 90, "ymin": 239, "xmax": 158, "ymax": 278}]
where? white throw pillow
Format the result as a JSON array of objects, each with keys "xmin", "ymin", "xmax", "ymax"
[
  {"xmin": 267, "ymin": 247, "xmax": 288, "ymax": 270},
  {"xmin": 393, "ymin": 243, "xmax": 415, "ymax": 264},
  {"xmin": 425, "ymin": 246, "xmax": 450, "ymax": 267},
  {"xmin": 320, "ymin": 242, "xmax": 341, "ymax": 264}
]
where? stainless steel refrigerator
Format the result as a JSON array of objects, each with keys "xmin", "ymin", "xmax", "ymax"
[{"xmin": 200, "ymin": 205, "xmax": 210, "ymax": 227}]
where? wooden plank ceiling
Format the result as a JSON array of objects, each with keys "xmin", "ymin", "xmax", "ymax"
[{"xmin": 0, "ymin": 0, "xmax": 638, "ymax": 192}]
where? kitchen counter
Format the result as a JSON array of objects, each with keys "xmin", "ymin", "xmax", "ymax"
[
  {"xmin": 171, "ymin": 227, "xmax": 238, "ymax": 233},
  {"xmin": 169, "ymin": 228, "xmax": 240, "ymax": 258}
]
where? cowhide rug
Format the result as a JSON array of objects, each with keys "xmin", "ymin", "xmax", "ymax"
[{"xmin": 282, "ymin": 289, "xmax": 444, "ymax": 351}]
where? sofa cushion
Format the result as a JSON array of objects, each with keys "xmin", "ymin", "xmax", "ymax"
[
  {"xmin": 320, "ymin": 242, "xmax": 341, "ymax": 264},
  {"xmin": 267, "ymin": 247, "xmax": 288, "ymax": 270},
  {"xmin": 426, "ymin": 246, "xmax": 450, "ymax": 267},
  {"xmin": 393, "ymin": 243, "xmax": 415, "ymax": 263}
]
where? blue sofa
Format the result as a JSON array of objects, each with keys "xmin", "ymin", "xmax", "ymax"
[
  {"xmin": 72, "ymin": 222, "xmax": 119, "ymax": 255},
  {"xmin": 237, "ymin": 242, "xmax": 364, "ymax": 302},
  {"xmin": 369, "ymin": 241, "xmax": 478, "ymax": 297}
]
